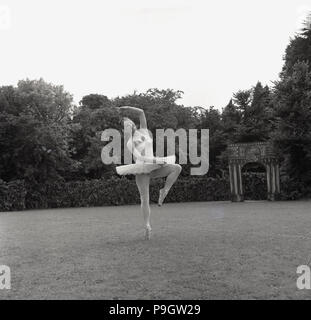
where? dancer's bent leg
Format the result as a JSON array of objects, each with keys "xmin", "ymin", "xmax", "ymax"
[
  {"xmin": 150, "ymin": 164, "xmax": 182, "ymax": 206},
  {"xmin": 135, "ymin": 174, "xmax": 151, "ymax": 239}
]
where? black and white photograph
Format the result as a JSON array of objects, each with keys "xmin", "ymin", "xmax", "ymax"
[{"xmin": 1, "ymin": 0, "xmax": 311, "ymax": 307}]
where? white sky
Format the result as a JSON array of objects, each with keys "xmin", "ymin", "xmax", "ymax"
[{"xmin": 0, "ymin": 0, "xmax": 310, "ymax": 109}]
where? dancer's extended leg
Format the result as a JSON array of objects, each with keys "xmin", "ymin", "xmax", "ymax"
[
  {"xmin": 150, "ymin": 164, "xmax": 182, "ymax": 206},
  {"xmin": 135, "ymin": 174, "xmax": 152, "ymax": 239}
]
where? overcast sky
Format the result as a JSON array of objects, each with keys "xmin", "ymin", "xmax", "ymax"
[{"xmin": 0, "ymin": 0, "xmax": 310, "ymax": 109}]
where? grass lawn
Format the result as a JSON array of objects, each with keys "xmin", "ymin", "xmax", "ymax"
[{"xmin": 1, "ymin": 201, "xmax": 311, "ymax": 300}]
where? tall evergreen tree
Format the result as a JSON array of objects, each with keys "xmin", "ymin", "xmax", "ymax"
[
  {"xmin": 221, "ymin": 99, "xmax": 241, "ymax": 143},
  {"xmin": 283, "ymin": 12, "xmax": 311, "ymax": 76},
  {"xmin": 235, "ymin": 82, "xmax": 273, "ymax": 142},
  {"xmin": 272, "ymin": 61, "xmax": 311, "ymax": 190},
  {"xmin": 233, "ymin": 90, "xmax": 252, "ymax": 114}
]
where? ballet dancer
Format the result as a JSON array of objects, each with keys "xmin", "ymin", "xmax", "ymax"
[{"xmin": 116, "ymin": 106, "xmax": 182, "ymax": 240}]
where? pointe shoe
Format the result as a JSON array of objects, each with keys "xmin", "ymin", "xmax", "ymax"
[
  {"xmin": 145, "ymin": 226, "xmax": 152, "ymax": 240},
  {"xmin": 158, "ymin": 188, "xmax": 168, "ymax": 207}
]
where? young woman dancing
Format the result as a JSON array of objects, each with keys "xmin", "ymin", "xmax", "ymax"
[{"xmin": 116, "ymin": 106, "xmax": 182, "ymax": 240}]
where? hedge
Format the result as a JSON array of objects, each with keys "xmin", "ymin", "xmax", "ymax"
[
  {"xmin": 24, "ymin": 176, "xmax": 231, "ymax": 210},
  {"xmin": 0, "ymin": 173, "xmax": 307, "ymax": 212},
  {"xmin": 0, "ymin": 179, "xmax": 27, "ymax": 211},
  {"xmin": 0, "ymin": 176, "xmax": 230, "ymax": 211}
]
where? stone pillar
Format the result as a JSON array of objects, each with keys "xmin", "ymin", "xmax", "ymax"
[
  {"xmin": 229, "ymin": 163, "xmax": 234, "ymax": 195},
  {"xmin": 275, "ymin": 163, "xmax": 280, "ymax": 194},
  {"xmin": 266, "ymin": 163, "xmax": 272, "ymax": 201},
  {"xmin": 237, "ymin": 163, "xmax": 244, "ymax": 201},
  {"xmin": 229, "ymin": 162, "xmax": 244, "ymax": 202},
  {"xmin": 266, "ymin": 161, "xmax": 280, "ymax": 201},
  {"xmin": 271, "ymin": 163, "xmax": 276, "ymax": 201}
]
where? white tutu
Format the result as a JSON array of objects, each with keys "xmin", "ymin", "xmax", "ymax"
[{"xmin": 116, "ymin": 155, "xmax": 176, "ymax": 176}]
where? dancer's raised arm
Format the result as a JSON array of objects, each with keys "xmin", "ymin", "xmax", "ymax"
[{"xmin": 119, "ymin": 106, "xmax": 147, "ymax": 129}]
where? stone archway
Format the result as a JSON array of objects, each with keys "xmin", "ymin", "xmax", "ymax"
[{"xmin": 227, "ymin": 142, "xmax": 280, "ymax": 202}]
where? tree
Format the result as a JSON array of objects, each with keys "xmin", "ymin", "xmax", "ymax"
[
  {"xmin": 235, "ymin": 82, "xmax": 273, "ymax": 142},
  {"xmin": 272, "ymin": 61, "xmax": 311, "ymax": 189},
  {"xmin": 17, "ymin": 78, "xmax": 73, "ymax": 122},
  {"xmin": 0, "ymin": 86, "xmax": 23, "ymax": 115},
  {"xmin": 80, "ymin": 94, "xmax": 112, "ymax": 110},
  {"xmin": 71, "ymin": 94, "xmax": 121, "ymax": 179},
  {"xmin": 198, "ymin": 107, "xmax": 226, "ymax": 175},
  {"xmin": 282, "ymin": 12, "xmax": 311, "ymax": 76},
  {"xmin": 233, "ymin": 90, "xmax": 252, "ymax": 114},
  {"xmin": 113, "ymin": 89, "xmax": 188, "ymax": 132},
  {"xmin": 0, "ymin": 79, "xmax": 77, "ymax": 184},
  {"xmin": 221, "ymin": 99, "xmax": 242, "ymax": 142}
]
